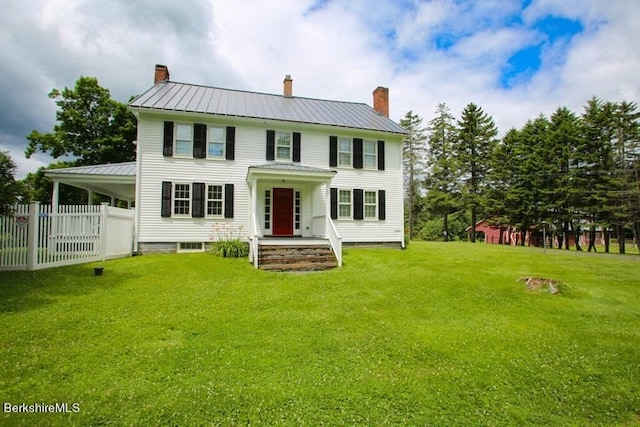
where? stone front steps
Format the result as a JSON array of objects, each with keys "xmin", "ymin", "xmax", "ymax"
[{"xmin": 258, "ymin": 244, "xmax": 338, "ymax": 271}]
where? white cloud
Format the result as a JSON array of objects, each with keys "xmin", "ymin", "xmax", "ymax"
[{"xmin": 0, "ymin": 0, "xmax": 639, "ymax": 179}]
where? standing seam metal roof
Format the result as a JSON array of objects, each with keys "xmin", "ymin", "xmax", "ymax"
[{"xmin": 129, "ymin": 81, "xmax": 408, "ymax": 135}]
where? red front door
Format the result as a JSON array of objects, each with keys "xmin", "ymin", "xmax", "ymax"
[{"xmin": 272, "ymin": 188, "xmax": 294, "ymax": 236}]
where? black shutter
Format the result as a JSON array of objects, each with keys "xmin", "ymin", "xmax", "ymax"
[
  {"xmin": 293, "ymin": 132, "xmax": 301, "ymax": 162},
  {"xmin": 193, "ymin": 124, "xmax": 207, "ymax": 158},
  {"xmin": 353, "ymin": 138, "xmax": 363, "ymax": 169},
  {"xmin": 330, "ymin": 188, "xmax": 338, "ymax": 220},
  {"xmin": 353, "ymin": 189, "xmax": 364, "ymax": 220},
  {"xmin": 266, "ymin": 130, "xmax": 275, "ymax": 161},
  {"xmin": 377, "ymin": 140, "xmax": 385, "ymax": 170},
  {"xmin": 192, "ymin": 182, "xmax": 205, "ymax": 218},
  {"xmin": 224, "ymin": 184, "xmax": 234, "ymax": 218},
  {"xmin": 226, "ymin": 126, "xmax": 235, "ymax": 160},
  {"xmin": 163, "ymin": 121, "xmax": 174, "ymax": 156},
  {"xmin": 329, "ymin": 136, "xmax": 338, "ymax": 167},
  {"xmin": 161, "ymin": 181, "xmax": 172, "ymax": 217},
  {"xmin": 378, "ymin": 190, "xmax": 386, "ymax": 220}
]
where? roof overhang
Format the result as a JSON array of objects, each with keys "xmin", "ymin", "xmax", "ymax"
[
  {"xmin": 44, "ymin": 162, "xmax": 136, "ymax": 201},
  {"xmin": 246, "ymin": 163, "xmax": 336, "ymax": 185}
]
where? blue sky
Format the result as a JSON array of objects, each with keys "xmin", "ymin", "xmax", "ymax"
[{"xmin": 0, "ymin": 0, "xmax": 638, "ymax": 178}]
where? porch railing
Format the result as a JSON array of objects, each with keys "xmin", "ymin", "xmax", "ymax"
[
  {"xmin": 249, "ymin": 214, "xmax": 259, "ymax": 268},
  {"xmin": 326, "ymin": 217, "xmax": 343, "ymax": 267}
]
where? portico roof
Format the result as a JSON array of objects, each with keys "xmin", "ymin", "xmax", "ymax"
[
  {"xmin": 246, "ymin": 163, "xmax": 336, "ymax": 184},
  {"xmin": 44, "ymin": 162, "xmax": 136, "ymax": 202}
]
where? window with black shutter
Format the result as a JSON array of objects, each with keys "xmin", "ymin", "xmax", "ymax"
[
  {"xmin": 266, "ymin": 130, "xmax": 275, "ymax": 160},
  {"xmin": 161, "ymin": 181, "xmax": 172, "ymax": 217},
  {"xmin": 163, "ymin": 122, "xmax": 174, "ymax": 156},
  {"xmin": 353, "ymin": 138, "xmax": 363, "ymax": 169},
  {"xmin": 292, "ymin": 132, "xmax": 301, "ymax": 162},
  {"xmin": 226, "ymin": 126, "xmax": 235, "ymax": 160},
  {"xmin": 353, "ymin": 189, "xmax": 364, "ymax": 220},
  {"xmin": 378, "ymin": 190, "xmax": 386, "ymax": 220},
  {"xmin": 329, "ymin": 136, "xmax": 338, "ymax": 167},
  {"xmin": 193, "ymin": 124, "xmax": 207, "ymax": 158},
  {"xmin": 192, "ymin": 182, "xmax": 205, "ymax": 217},
  {"xmin": 224, "ymin": 184, "xmax": 234, "ymax": 218},
  {"xmin": 377, "ymin": 141, "xmax": 385, "ymax": 170}
]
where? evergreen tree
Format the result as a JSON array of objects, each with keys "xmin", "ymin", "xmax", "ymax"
[
  {"xmin": 575, "ymin": 98, "xmax": 615, "ymax": 252},
  {"xmin": 424, "ymin": 103, "xmax": 459, "ymax": 241},
  {"xmin": 486, "ymin": 128, "xmax": 519, "ymax": 243},
  {"xmin": 401, "ymin": 111, "xmax": 428, "ymax": 240},
  {"xmin": 547, "ymin": 107, "xmax": 581, "ymax": 249},
  {"xmin": 454, "ymin": 103, "xmax": 499, "ymax": 242}
]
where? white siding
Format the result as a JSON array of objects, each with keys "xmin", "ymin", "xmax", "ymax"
[{"xmin": 135, "ymin": 111, "xmax": 405, "ymax": 246}]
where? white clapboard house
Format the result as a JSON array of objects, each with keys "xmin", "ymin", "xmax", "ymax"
[{"xmin": 47, "ymin": 65, "xmax": 407, "ymax": 270}]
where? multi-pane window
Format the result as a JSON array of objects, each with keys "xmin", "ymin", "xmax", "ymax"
[
  {"xmin": 208, "ymin": 127, "xmax": 225, "ymax": 158},
  {"xmin": 264, "ymin": 190, "xmax": 271, "ymax": 230},
  {"xmin": 364, "ymin": 140, "xmax": 377, "ymax": 169},
  {"xmin": 364, "ymin": 191, "xmax": 377, "ymax": 218},
  {"xmin": 175, "ymin": 124, "xmax": 192, "ymax": 156},
  {"xmin": 338, "ymin": 190, "xmax": 351, "ymax": 218},
  {"xmin": 338, "ymin": 138, "xmax": 351, "ymax": 166},
  {"xmin": 173, "ymin": 183, "xmax": 191, "ymax": 215},
  {"xmin": 295, "ymin": 191, "xmax": 301, "ymax": 230},
  {"xmin": 207, "ymin": 185, "xmax": 223, "ymax": 216},
  {"xmin": 276, "ymin": 131, "xmax": 291, "ymax": 160}
]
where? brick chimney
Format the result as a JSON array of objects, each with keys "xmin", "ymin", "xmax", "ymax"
[
  {"xmin": 154, "ymin": 64, "xmax": 170, "ymax": 84},
  {"xmin": 373, "ymin": 86, "xmax": 389, "ymax": 117},
  {"xmin": 283, "ymin": 74, "xmax": 293, "ymax": 97}
]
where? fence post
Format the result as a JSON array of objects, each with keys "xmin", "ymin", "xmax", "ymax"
[
  {"xmin": 27, "ymin": 201, "xmax": 40, "ymax": 270},
  {"xmin": 100, "ymin": 203, "xmax": 109, "ymax": 261}
]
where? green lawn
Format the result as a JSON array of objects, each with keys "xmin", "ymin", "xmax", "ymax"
[{"xmin": 1, "ymin": 242, "xmax": 639, "ymax": 426}]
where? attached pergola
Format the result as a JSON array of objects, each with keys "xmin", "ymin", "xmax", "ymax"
[{"xmin": 44, "ymin": 162, "xmax": 136, "ymax": 209}]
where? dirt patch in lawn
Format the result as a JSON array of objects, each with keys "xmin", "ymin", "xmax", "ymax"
[{"xmin": 518, "ymin": 276, "xmax": 563, "ymax": 294}]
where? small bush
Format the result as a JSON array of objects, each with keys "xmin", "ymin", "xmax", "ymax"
[
  {"xmin": 210, "ymin": 240, "xmax": 249, "ymax": 258},
  {"xmin": 209, "ymin": 222, "xmax": 249, "ymax": 258}
]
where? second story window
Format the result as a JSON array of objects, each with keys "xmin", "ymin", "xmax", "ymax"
[
  {"xmin": 208, "ymin": 127, "xmax": 225, "ymax": 158},
  {"xmin": 364, "ymin": 140, "xmax": 377, "ymax": 169},
  {"xmin": 276, "ymin": 131, "xmax": 291, "ymax": 160},
  {"xmin": 338, "ymin": 138, "xmax": 351, "ymax": 166},
  {"xmin": 175, "ymin": 124, "xmax": 192, "ymax": 156}
]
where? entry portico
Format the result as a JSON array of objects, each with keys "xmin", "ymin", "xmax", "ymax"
[{"xmin": 246, "ymin": 163, "xmax": 340, "ymax": 267}]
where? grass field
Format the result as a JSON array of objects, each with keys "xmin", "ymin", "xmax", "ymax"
[{"xmin": 1, "ymin": 242, "xmax": 639, "ymax": 426}]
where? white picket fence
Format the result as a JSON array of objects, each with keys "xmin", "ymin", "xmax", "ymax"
[{"xmin": 0, "ymin": 202, "xmax": 134, "ymax": 271}]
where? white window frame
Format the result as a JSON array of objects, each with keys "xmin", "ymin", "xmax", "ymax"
[
  {"xmin": 177, "ymin": 242, "xmax": 205, "ymax": 253},
  {"xmin": 338, "ymin": 137, "xmax": 351, "ymax": 167},
  {"xmin": 276, "ymin": 131, "xmax": 292, "ymax": 161},
  {"xmin": 207, "ymin": 126, "xmax": 225, "ymax": 159},
  {"xmin": 364, "ymin": 140, "xmax": 377, "ymax": 169},
  {"xmin": 173, "ymin": 183, "xmax": 191, "ymax": 216},
  {"xmin": 364, "ymin": 190, "xmax": 377, "ymax": 219},
  {"xmin": 338, "ymin": 189, "xmax": 352, "ymax": 219},
  {"xmin": 174, "ymin": 123, "xmax": 193, "ymax": 157},
  {"xmin": 206, "ymin": 184, "xmax": 224, "ymax": 217}
]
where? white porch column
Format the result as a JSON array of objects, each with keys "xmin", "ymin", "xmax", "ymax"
[{"xmin": 87, "ymin": 190, "xmax": 94, "ymax": 205}]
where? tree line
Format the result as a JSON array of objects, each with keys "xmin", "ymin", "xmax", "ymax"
[{"xmin": 403, "ymin": 98, "xmax": 640, "ymax": 253}]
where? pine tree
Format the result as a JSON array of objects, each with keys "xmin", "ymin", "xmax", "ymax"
[
  {"xmin": 424, "ymin": 103, "xmax": 459, "ymax": 241},
  {"xmin": 454, "ymin": 103, "xmax": 499, "ymax": 242},
  {"xmin": 401, "ymin": 111, "xmax": 428, "ymax": 240},
  {"xmin": 547, "ymin": 107, "xmax": 581, "ymax": 249}
]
